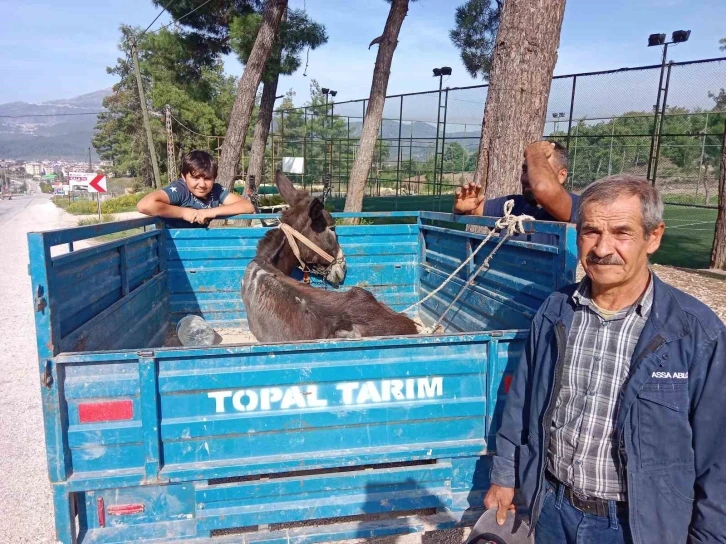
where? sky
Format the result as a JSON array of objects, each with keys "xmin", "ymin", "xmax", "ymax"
[{"xmin": 0, "ymin": 0, "xmax": 724, "ymax": 106}]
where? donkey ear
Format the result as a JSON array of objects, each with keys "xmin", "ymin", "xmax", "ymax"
[
  {"xmin": 275, "ymin": 170, "xmax": 303, "ymax": 205},
  {"xmin": 308, "ymin": 198, "xmax": 327, "ymax": 232}
]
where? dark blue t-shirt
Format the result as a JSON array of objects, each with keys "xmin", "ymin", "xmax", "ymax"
[
  {"xmin": 162, "ymin": 179, "xmax": 229, "ymax": 228},
  {"xmin": 483, "ymin": 192, "xmax": 580, "ymax": 245}
]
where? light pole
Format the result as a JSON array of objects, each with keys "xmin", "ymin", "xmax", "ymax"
[
  {"xmin": 321, "ymin": 88, "xmax": 337, "ymax": 178},
  {"xmin": 432, "ymin": 66, "xmax": 452, "ymax": 198},
  {"xmin": 552, "ymin": 112, "xmax": 565, "ymax": 134},
  {"xmin": 646, "ymin": 30, "xmax": 690, "ymax": 183}
]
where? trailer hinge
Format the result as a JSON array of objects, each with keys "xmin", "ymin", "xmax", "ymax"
[
  {"xmin": 35, "ymin": 285, "xmax": 47, "ymax": 313},
  {"xmin": 42, "ymin": 361, "xmax": 53, "ymax": 388}
]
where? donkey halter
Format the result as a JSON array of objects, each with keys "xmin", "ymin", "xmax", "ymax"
[{"xmin": 278, "ymin": 222, "xmax": 341, "ymax": 283}]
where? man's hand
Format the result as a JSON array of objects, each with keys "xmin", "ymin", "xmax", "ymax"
[
  {"xmin": 525, "ymin": 140, "xmax": 555, "ymax": 160},
  {"xmin": 453, "ymin": 182, "xmax": 484, "ymax": 215},
  {"xmin": 483, "ymin": 484, "xmax": 516, "ymax": 526}
]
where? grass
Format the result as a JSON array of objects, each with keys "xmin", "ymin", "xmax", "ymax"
[
  {"xmin": 75, "ymin": 214, "xmax": 145, "ymax": 243},
  {"xmin": 652, "ymin": 204, "xmax": 717, "ymax": 269},
  {"xmin": 52, "ymin": 191, "xmax": 150, "ymax": 215}
]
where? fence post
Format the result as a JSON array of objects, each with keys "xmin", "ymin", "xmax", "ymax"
[
  {"xmin": 396, "ymin": 95, "xmax": 404, "ymax": 209},
  {"xmin": 696, "ymin": 111, "xmax": 709, "ymax": 199},
  {"xmin": 566, "ymin": 75, "xmax": 577, "ymax": 151},
  {"xmin": 303, "ymin": 107, "xmax": 308, "ymax": 190},
  {"xmin": 651, "ymin": 61, "xmax": 673, "ymax": 187},
  {"xmin": 437, "ymin": 88, "xmax": 450, "ymax": 211},
  {"xmin": 647, "ymin": 49, "xmax": 669, "ymax": 183}
]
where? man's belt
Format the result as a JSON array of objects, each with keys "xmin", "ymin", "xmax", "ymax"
[{"xmin": 546, "ymin": 472, "xmax": 628, "ymax": 518}]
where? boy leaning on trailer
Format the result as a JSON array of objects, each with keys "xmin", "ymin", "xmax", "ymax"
[{"xmin": 137, "ymin": 150, "xmax": 255, "ymax": 228}]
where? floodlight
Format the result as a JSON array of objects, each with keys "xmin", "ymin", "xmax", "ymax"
[
  {"xmin": 321, "ymin": 87, "xmax": 329, "ymax": 94},
  {"xmin": 672, "ymin": 30, "xmax": 691, "ymax": 43},
  {"xmin": 440, "ymin": 67, "xmax": 452, "ymax": 76},
  {"xmin": 432, "ymin": 68, "xmax": 441, "ymax": 77},
  {"xmin": 648, "ymin": 33, "xmax": 666, "ymax": 47}
]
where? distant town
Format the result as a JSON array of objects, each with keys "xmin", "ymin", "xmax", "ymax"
[{"xmin": 0, "ymin": 158, "xmax": 114, "ymax": 196}]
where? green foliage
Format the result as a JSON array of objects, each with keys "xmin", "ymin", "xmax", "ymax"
[
  {"xmin": 77, "ymin": 214, "xmax": 118, "ymax": 226},
  {"xmin": 101, "ymin": 192, "xmax": 149, "ymax": 214},
  {"xmin": 450, "ymin": 0, "xmax": 502, "ymax": 79},
  {"xmin": 39, "ymin": 181, "xmax": 53, "ymax": 193},
  {"xmin": 68, "ymin": 200, "xmax": 97, "ymax": 214},
  {"xmin": 54, "ymin": 192, "xmax": 149, "ymax": 215},
  {"xmin": 93, "ymin": 25, "xmax": 236, "ymax": 187},
  {"xmin": 230, "ymin": 9, "xmax": 328, "ymax": 81}
]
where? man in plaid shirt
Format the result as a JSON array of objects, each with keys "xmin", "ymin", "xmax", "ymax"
[{"xmin": 485, "ymin": 175, "xmax": 726, "ymax": 543}]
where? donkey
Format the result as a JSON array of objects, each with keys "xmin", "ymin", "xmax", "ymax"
[{"xmin": 241, "ymin": 171, "xmax": 419, "ymax": 343}]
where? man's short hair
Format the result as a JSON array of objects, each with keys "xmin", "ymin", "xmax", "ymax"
[
  {"xmin": 550, "ymin": 140, "xmax": 569, "ymax": 171},
  {"xmin": 577, "ymin": 174, "xmax": 664, "ymax": 237},
  {"xmin": 181, "ymin": 150, "xmax": 217, "ymax": 180}
]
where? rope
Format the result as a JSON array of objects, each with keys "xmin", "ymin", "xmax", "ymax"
[
  {"xmin": 405, "ymin": 199, "xmax": 533, "ymax": 330},
  {"xmin": 278, "ymin": 223, "xmax": 335, "ymax": 273}
]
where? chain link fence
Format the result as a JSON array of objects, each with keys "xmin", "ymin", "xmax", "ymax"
[{"xmin": 257, "ymin": 57, "xmax": 726, "ymax": 268}]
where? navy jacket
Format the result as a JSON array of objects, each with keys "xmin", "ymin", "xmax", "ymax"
[{"xmin": 491, "ymin": 274, "xmax": 726, "ymax": 543}]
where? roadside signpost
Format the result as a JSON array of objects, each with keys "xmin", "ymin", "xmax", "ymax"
[{"xmin": 69, "ymin": 172, "xmax": 107, "ymax": 219}]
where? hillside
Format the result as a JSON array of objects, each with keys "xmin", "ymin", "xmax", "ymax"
[{"xmin": 0, "ymin": 89, "xmax": 110, "ymax": 160}]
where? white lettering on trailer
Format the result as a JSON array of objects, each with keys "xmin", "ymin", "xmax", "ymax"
[{"xmin": 207, "ymin": 377, "xmax": 444, "ymax": 414}]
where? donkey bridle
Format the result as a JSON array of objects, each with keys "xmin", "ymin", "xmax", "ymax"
[{"xmin": 278, "ymin": 222, "xmax": 341, "ymax": 280}]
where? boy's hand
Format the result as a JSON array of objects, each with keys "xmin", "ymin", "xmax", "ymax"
[
  {"xmin": 181, "ymin": 208, "xmax": 200, "ymax": 224},
  {"xmin": 195, "ymin": 208, "xmax": 218, "ymax": 225}
]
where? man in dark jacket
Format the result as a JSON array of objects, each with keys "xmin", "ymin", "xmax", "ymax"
[{"xmin": 485, "ymin": 175, "xmax": 726, "ymax": 543}]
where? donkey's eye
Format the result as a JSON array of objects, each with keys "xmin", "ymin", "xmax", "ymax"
[{"xmin": 329, "ymin": 225, "xmax": 336, "ymax": 232}]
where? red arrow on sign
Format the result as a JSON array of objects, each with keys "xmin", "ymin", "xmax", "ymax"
[{"xmin": 89, "ymin": 174, "xmax": 107, "ymax": 193}]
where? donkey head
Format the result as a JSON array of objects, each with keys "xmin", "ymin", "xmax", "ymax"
[{"xmin": 275, "ymin": 171, "xmax": 346, "ymax": 286}]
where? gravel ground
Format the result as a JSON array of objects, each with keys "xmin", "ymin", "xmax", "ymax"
[
  {"xmin": 0, "ymin": 191, "xmax": 83, "ymax": 544},
  {"xmin": 1, "ymin": 193, "xmax": 723, "ymax": 544}
]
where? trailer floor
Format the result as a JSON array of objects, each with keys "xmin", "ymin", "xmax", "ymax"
[{"xmin": 163, "ymin": 318, "xmax": 438, "ymax": 348}]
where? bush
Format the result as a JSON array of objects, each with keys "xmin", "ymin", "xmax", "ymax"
[
  {"xmin": 39, "ymin": 181, "xmax": 53, "ymax": 193},
  {"xmin": 51, "ymin": 196, "xmax": 70, "ymax": 209},
  {"xmin": 77, "ymin": 214, "xmax": 117, "ymax": 226},
  {"xmin": 101, "ymin": 192, "xmax": 147, "ymax": 214},
  {"xmin": 67, "ymin": 200, "xmax": 97, "ymax": 214}
]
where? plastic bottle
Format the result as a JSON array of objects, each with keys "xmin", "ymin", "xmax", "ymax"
[{"xmin": 176, "ymin": 315, "xmax": 215, "ymax": 347}]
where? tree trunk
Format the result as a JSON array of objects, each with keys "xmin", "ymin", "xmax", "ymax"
[
  {"xmin": 709, "ymin": 121, "xmax": 726, "ymax": 270},
  {"xmin": 473, "ymin": 0, "xmax": 566, "ymax": 199},
  {"xmin": 248, "ymin": 73, "xmax": 279, "ymax": 191},
  {"xmin": 217, "ymin": 0, "xmax": 287, "ymax": 191},
  {"xmin": 343, "ymin": 0, "xmax": 409, "ymax": 215}
]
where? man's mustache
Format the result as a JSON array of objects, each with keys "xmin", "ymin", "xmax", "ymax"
[{"xmin": 586, "ymin": 253, "xmax": 625, "ymax": 266}]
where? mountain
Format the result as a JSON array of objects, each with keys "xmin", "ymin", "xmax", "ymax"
[
  {"xmin": 348, "ymin": 119, "xmax": 480, "ymax": 160},
  {"xmin": 0, "ymin": 89, "xmax": 111, "ymax": 161}
]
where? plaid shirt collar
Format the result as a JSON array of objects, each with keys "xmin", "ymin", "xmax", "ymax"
[{"xmin": 573, "ymin": 272, "xmax": 654, "ymax": 318}]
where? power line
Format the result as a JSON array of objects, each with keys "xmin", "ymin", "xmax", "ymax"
[
  {"xmin": 0, "ymin": 112, "xmax": 104, "ymax": 118},
  {"xmin": 139, "ymin": 0, "xmax": 179, "ymax": 38},
  {"xmin": 153, "ymin": 0, "xmax": 216, "ymax": 35},
  {"xmin": 170, "ymin": 112, "xmax": 223, "ymax": 138}
]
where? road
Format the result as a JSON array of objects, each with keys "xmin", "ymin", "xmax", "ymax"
[{"xmin": 0, "ymin": 190, "xmax": 81, "ymax": 543}]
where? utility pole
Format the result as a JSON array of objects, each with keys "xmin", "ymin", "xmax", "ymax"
[
  {"xmin": 131, "ymin": 38, "xmax": 162, "ymax": 189},
  {"xmin": 165, "ymin": 105, "xmax": 177, "ymax": 183}
]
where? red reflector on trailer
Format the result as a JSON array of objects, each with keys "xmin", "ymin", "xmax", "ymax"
[
  {"xmin": 503, "ymin": 375, "xmax": 513, "ymax": 394},
  {"xmin": 78, "ymin": 400, "xmax": 133, "ymax": 423},
  {"xmin": 107, "ymin": 503, "xmax": 145, "ymax": 516},
  {"xmin": 97, "ymin": 497, "xmax": 105, "ymax": 527}
]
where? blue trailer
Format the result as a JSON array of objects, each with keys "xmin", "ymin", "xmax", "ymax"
[{"xmin": 28, "ymin": 211, "xmax": 577, "ymax": 543}]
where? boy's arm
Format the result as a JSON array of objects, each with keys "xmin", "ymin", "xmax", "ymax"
[
  {"xmin": 136, "ymin": 190, "xmax": 200, "ymax": 223},
  {"xmin": 196, "ymin": 192, "xmax": 255, "ymax": 222}
]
